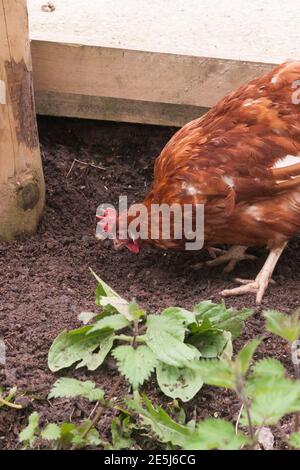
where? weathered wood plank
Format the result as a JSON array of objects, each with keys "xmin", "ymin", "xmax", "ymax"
[
  {"xmin": 31, "ymin": 40, "xmax": 275, "ymax": 126},
  {"xmin": 0, "ymin": 0, "xmax": 45, "ymax": 241},
  {"xmin": 35, "ymin": 91, "xmax": 208, "ymax": 127}
]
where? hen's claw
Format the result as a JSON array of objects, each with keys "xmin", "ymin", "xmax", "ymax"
[
  {"xmin": 221, "ymin": 276, "xmax": 269, "ymax": 305},
  {"xmin": 192, "ymin": 245, "xmax": 254, "ymax": 272},
  {"xmin": 206, "ymin": 245, "xmax": 255, "ymax": 273},
  {"xmin": 221, "ymin": 243, "xmax": 286, "ymax": 304},
  {"xmin": 206, "ymin": 247, "xmax": 227, "ymax": 259}
]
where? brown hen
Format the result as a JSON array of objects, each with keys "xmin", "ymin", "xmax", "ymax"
[{"xmin": 99, "ymin": 61, "xmax": 300, "ymax": 304}]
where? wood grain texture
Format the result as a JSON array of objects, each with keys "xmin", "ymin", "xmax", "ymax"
[
  {"xmin": 31, "ymin": 40, "xmax": 275, "ymax": 126},
  {"xmin": 0, "ymin": 0, "xmax": 45, "ymax": 241},
  {"xmin": 35, "ymin": 91, "xmax": 208, "ymax": 127}
]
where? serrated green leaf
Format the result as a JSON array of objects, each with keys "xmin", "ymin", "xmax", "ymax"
[
  {"xmin": 145, "ymin": 315, "xmax": 199, "ymax": 367},
  {"xmin": 19, "ymin": 412, "xmax": 40, "ymax": 448},
  {"xmin": 190, "ymin": 330, "xmax": 231, "ymax": 358},
  {"xmin": 57, "ymin": 422, "xmax": 77, "ymax": 446},
  {"xmin": 194, "ymin": 300, "xmax": 217, "ymax": 317},
  {"xmin": 161, "ymin": 307, "xmax": 196, "ymax": 326},
  {"xmin": 88, "ymin": 314, "xmax": 130, "ymax": 333},
  {"xmin": 70, "ymin": 420, "xmax": 101, "ymax": 448},
  {"xmin": 156, "ymin": 362, "xmax": 203, "ymax": 401},
  {"xmin": 188, "ymin": 316, "xmax": 220, "ymax": 337},
  {"xmin": 127, "ymin": 394, "xmax": 246, "ymax": 450},
  {"xmin": 41, "ymin": 423, "xmax": 61, "ymax": 441},
  {"xmin": 194, "ymin": 418, "xmax": 247, "ymax": 450},
  {"xmin": 264, "ymin": 310, "xmax": 300, "ymax": 343},
  {"xmin": 58, "ymin": 420, "xmax": 101, "ymax": 448},
  {"xmin": 289, "ymin": 432, "xmax": 300, "ymax": 449},
  {"xmin": 236, "ymin": 338, "xmax": 262, "ymax": 375},
  {"xmin": 48, "ymin": 378, "xmax": 104, "ymax": 402},
  {"xmin": 242, "ymin": 377, "xmax": 300, "ymax": 426},
  {"xmin": 252, "ymin": 358, "xmax": 285, "ymax": 379},
  {"xmin": 146, "ymin": 331, "xmax": 200, "ymax": 367},
  {"xmin": 192, "ymin": 359, "xmax": 235, "ymax": 389},
  {"xmin": 48, "ymin": 326, "xmax": 114, "ymax": 372},
  {"xmin": 218, "ymin": 309, "xmax": 253, "ymax": 338},
  {"xmin": 112, "ymin": 345, "xmax": 157, "ymax": 389},
  {"xmin": 194, "ymin": 301, "xmax": 252, "ymax": 338},
  {"xmin": 146, "ymin": 314, "xmax": 186, "ymax": 341},
  {"xmin": 127, "ymin": 393, "xmax": 199, "ymax": 448}
]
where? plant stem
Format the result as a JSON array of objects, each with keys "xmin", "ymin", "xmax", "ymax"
[
  {"xmin": 236, "ymin": 376, "xmax": 255, "ymax": 448},
  {"xmin": 114, "ymin": 334, "xmax": 145, "ymax": 343},
  {"xmin": 291, "ymin": 339, "xmax": 300, "ymax": 433},
  {"xmin": 244, "ymin": 400, "xmax": 255, "ymax": 444},
  {"xmin": 71, "ymin": 376, "xmax": 123, "ymax": 449},
  {"xmin": 0, "ymin": 397, "xmax": 22, "ymax": 409},
  {"xmin": 131, "ymin": 320, "xmax": 140, "ymax": 349},
  {"xmin": 293, "ymin": 362, "xmax": 300, "ymax": 432},
  {"xmin": 235, "ymin": 403, "xmax": 244, "ymax": 435}
]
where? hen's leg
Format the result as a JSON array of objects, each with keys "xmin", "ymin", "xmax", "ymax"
[
  {"xmin": 207, "ymin": 247, "xmax": 227, "ymax": 259},
  {"xmin": 221, "ymin": 242, "xmax": 287, "ymax": 304},
  {"xmin": 205, "ymin": 245, "xmax": 255, "ymax": 273}
]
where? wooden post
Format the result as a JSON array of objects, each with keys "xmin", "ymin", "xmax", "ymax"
[{"xmin": 0, "ymin": 0, "xmax": 45, "ymax": 241}]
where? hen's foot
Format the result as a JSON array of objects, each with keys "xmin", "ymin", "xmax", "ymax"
[
  {"xmin": 206, "ymin": 247, "xmax": 227, "ymax": 259},
  {"xmin": 221, "ymin": 243, "xmax": 287, "ymax": 304},
  {"xmin": 192, "ymin": 245, "xmax": 255, "ymax": 272},
  {"xmin": 221, "ymin": 275, "xmax": 271, "ymax": 305},
  {"xmin": 196, "ymin": 245, "xmax": 255, "ymax": 273},
  {"xmin": 206, "ymin": 245, "xmax": 256, "ymax": 273}
]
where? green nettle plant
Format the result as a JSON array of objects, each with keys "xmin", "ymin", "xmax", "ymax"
[
  {"xmin": 20, "ymin": 349, "xmax": 300, "ymax": 450},
  {"xmin": 192, "ymin": 339, "xmax": 300, "ymax": 449},
  {"xmin": 19, "ymin": 378, "xmax": 135, "ymax": 450},
  {"xmin": 47, "ymin": 270, "xmax": 252, "ymax": 402},
  {"xmin": 263, "ymin": 309, "xmax": 300, "ymax": 447},
  {"xmin": 128, "ymin": 392, "xmax": 249, "ymax": 450},
  {"xmin": 18, "ymin": 273, "xmax": 300, "ymax": 450}
]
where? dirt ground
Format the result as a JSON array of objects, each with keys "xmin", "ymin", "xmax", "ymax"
[{"xmin": 1, "ymin": 116, "xmax": 300, "ymax": 450}]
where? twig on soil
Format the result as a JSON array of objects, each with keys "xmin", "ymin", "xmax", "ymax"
[
  {"xmin": 235, "ymin": 403, "xmax": 244, "ymax": 434},
  {"xmin": 66, "ymin": 159, "xmax": 105, "ymax": 178},
  {"xmin": 0, "ymin": 397, "xmax": 22, "ymax": 409},
  {"xmin": 236, "ymin": 377, "xmax": 256, "ymax": 448},
  {"xmin": 88, "ymin": 401, "xmax": 100, "ymax": 420},
  {"xmin": 69, "ymin": 406, "xmax": 75, "ymax": 423}
]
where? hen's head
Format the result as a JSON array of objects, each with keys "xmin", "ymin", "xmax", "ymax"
[{"xmin": 96, "ymin": 207, "xmax": 142, "ymax": 253}]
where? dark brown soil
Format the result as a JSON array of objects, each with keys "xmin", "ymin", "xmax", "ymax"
[{"xmin": 1, "ymin": 116, "xmax": 300, "ymax": 450}]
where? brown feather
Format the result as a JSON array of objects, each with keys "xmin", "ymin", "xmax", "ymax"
[{"xmin": 119, "ymin": 62, "xmax": 300, "ymax": 251}]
